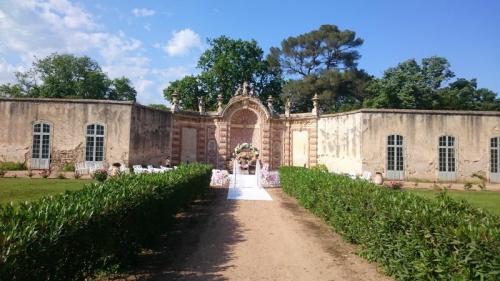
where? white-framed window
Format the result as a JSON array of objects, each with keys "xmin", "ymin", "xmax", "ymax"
[
  {"xmin": 32, "ymin": 122, "xmax": 51, "ymax": 169},
  {"xmin": 85, "ymin": 124, "xmax": 105, "ymax": 162},
  {"xmin": 438, "ymin": 135, "xmax": 456, "ymax": 181},
  {"xmin": 491, "ymin": 137, "xmax": 500, "ymax": 182},
  {"xmin": 387, "ymin": 134, "xmax": 404, "ymax": 180}
]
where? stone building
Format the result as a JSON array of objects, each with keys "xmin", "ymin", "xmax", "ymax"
[{"xmin": 1, "ymin": 85, "xmax": 499, "ymax": 183}]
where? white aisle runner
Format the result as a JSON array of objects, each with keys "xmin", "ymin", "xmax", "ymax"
[{"xmin": 227, "ymin": 174, "xmax": 272, "ymax": 201}]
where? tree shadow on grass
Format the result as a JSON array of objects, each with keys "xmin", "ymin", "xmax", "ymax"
[{"xmin": 105, "ymin": 188, "xmax": 244, "ymax": 281}]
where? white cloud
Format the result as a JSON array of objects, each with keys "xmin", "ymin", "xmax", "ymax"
[
  {"xmin": 132, "ymin": 8, "xmax": 155, "ymax": 17},
  {"xmin": 163, "ymin": 29, "xmax": 203, "ymax": 56},
  {"xmin": 0, "ymin": 0, "xmax": 200, "ymax": 105},
  {"xmin": 144, "ymin": 24, "xmax": 151, "ymax": 31}
]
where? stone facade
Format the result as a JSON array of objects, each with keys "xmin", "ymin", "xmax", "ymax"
[
  {"xmin": 0, "ymin": 98, "xmax": 171, "ymax": 171},
  {"xmin": 1, "ymin": 93, "xmax": 499, "ymax": 183}
]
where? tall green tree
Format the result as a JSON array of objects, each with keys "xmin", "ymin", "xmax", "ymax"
[
  {"xmin": 283, "ymin": 69, "xmax": 371, "ymax": 112},
  {"xmin": 0, "ymin": 84, "xmax": 22, "ymax": 97},
  {"xmin": 271, "ymin": 24, "xmax": 369, "ymax": 113},
  {"xmin": 364, "ymin": 56, "xmax": 499, "ymax": 110},
  {"xmin": 108, "ymin": 77, "xmax": 137, "ymax": 101},
  {"xmin": 164, "ymin": 36, "xmax": 283, "ymax": 111},
  {"xmin": 437, "ymin": 79, "xmax": 499, "ymax": 110},
  {"xmin": 0, "ymin": 53, "xmax": 136, "ymax": 101},
  {"xmin": 272, "ymin": 24, "xmax": 364, "ymax": 77},
  {"xmin": 164, "ymin": 75, "xmax": 206, "ymax": 111}
]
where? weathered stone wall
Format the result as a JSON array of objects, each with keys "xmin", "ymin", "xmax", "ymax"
[
  {"xmin": 359, "ymin": 109, "xmax": 500, "ymax": 182},
  {"xmin": 170, "ymin": 113, "xmax": 209, "ymax": 166},
  {"xmin": 0, "ymin": 98, "xmax": 133, "ymax": 170},
  {"xmin": 129, "ymin": 105, "xmax": 172, "ymax": 165},
  {"xmin": 317, "ymin": 112, "xmax": 363, "ymax": 174},
  {"xmin": 284, "ymin": 115, "xmax": 318, "ymax": 168}
]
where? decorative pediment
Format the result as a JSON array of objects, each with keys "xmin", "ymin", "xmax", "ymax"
[{"xmin": 221, "ymin": 95, "xmax": 271, "ymax": 121}]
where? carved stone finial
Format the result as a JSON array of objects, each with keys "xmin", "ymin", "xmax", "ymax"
[
  {"xmin": 235, "ymin": 84, "xmax": 243, "ymax": 96},
  {"xmin": 171, "ymin": 91, "xmax": 179, "ymax": 113},
  {"xmin": 198, "ymin": 96, "xmax": 205, "ymax": 115},
  {"xmin": 242, "ymin": 81, "xmax": 249, "ymax": 96},
  {"xmin": 285, "ymin": 97, "xmax": 291, "ymax": 117},
  {"xmin": 312, "ymin": 93, "xmax": 319, "ymax": 116},
  {"xmin": 267, "ymin": 95, "xmax": 274, "ymax": 113},
  {"xmin": 217, "ymin": 94, "xmax": 223, "ymax": 114}
]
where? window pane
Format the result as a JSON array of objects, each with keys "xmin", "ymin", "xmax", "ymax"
[
  {"xmin": 448, "ymin": 137, "xmax": 454, "ymax": 147},
  {"xmin": 388, "ymin": 135, "xmax": 394, "ymax": 145},
  {"xmin": 34, "ymin": 124, "xmax": 41, "ymax": 133},
  {"xmin": 96, "ymin": 125, "xmax": 104, "ymax": 136},
  {"xmin": 41, "ymin": 135, "xmax": 50, "ymax": 158},
  {"xmin": 448, "ymin": 148, "xmax": 455, "ymax": 172},
  {"xmin": 439, "ymin": 147, "xmax": 446, "ymax": 171},
  {"xmin": 42, "ymin": 124, "xmax": 50, "ymax": 133},
  {"xmin": 87, "ymin": 125, "xmax": 95, "ymax": 135},
  {"xmin": 491, "ymin": 148, "xmax": 498, "ymax": 173},
  {"xmin": 95, "ymin": 136, "xmax": 104, "ymax": 161},
  {"xmin": 86, "ymin": 136, "xmax": 94, "ymax": 161},
  {"xmin": 439, "ymin": 136, "xmax": 445, "ymax": 146},
  {"xmin": 492, "ymin": 138, "xmax": 498, "ymax": 148},
  {"xmin": 32, "ymin": 135, "xmax": 40, "ymax": 158},
  {"xmin": 396, "ymin": 135, "xmax": 403, "ymax": 145},
  {"xmin": 387, "ymin": 146, "xmax": 394, "ymax": 170},
  {"xmin": 396, "ymin": 147, "xmax": 404, "ymax": 171}
]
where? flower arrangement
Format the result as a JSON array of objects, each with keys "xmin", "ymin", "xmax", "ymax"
[
  {"xmin": 233, "ymin": 143, "xmax": 259, "ymax": 161},
  {"xmin": 210, "ymin": 169, "xmax": 230, "ymax": 186}
]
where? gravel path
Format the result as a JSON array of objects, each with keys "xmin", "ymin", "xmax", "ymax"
[{"xmin": 106, "ymin": 188, "xmax": 391, "ymax": 281}]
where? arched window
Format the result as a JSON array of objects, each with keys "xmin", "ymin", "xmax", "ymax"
[
  {"xmin": 387, "ymin": 134, "xmax": 404, "ymax": 180},
  {"xmin": 491, "ymin": 137, "xmax": 500, "ymax": 182},
  {"xmin": 85, "ymin": 124, "xmax": 105, "ymax": 162},
  {"xmin": 32, "ymin": 122, "xmax": 51, "ymax": 169},
  {"xmin": 438, "ymin": 135, "xmax": 456, "ymax": 181}
]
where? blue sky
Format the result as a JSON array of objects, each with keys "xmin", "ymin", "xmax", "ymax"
[{"xmin": 0, "ymin": 0, "xmax": 499, "ymax": 105}]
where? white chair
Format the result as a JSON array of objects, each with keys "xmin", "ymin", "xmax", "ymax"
[
  {"xmin": 133, "ymin": 165, "xmax": 145, "ymax": 174},
  {"xmin": 119, "ymin": 164, "xmax": 130, "ymax": 174},
  {"xmin": 146, "ymin": 165, "xmax": 159, "ymax": 173},
  {"xmin": 361, "ymin": 171, "xmax": 372, "ymax": 182},
  {"xmin": 75, "ymin": 162, "xmax": 89, "ymax": 175},
  {"xmin": 160, "ymin": 166, "xmax": 172, "ymax": 172}
]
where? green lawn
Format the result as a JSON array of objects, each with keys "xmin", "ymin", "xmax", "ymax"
[
  {"xmin": 0, "ymin": 178, "xmax": 91, "ymax": 204},
  {"xmin": 406, "ymin": 189, "xmax": 500, "ymax": 215}
]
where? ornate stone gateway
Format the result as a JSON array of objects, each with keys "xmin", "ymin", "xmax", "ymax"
[{"xmin": 170, "ymin": 82, "xmax": 318, "ymax": 170}]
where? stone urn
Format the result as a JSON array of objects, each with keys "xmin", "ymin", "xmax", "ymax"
[{"xmin": 374, "ymin": 172, "xmax": 384, "ymax": 185}]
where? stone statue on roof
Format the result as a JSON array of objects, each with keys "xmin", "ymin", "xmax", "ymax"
[{"xmin": 235, "ymin": 81, "xmax": 255, "ymax": 96}]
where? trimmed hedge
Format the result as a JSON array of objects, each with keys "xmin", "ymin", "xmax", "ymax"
[
  {"xmin": 280, "ymin": 166, "xmax": 500, "ymax": 281},
  {"xmin": 0, "ymin": 163, "xmax": 212, "ymax": 281}
]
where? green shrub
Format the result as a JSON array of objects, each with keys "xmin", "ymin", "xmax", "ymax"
[
  {"xmin": 62, "ymin": 163, "xmax": 75, "ymax": 172},
  {"xmin": 0, "ymin": 170, "xmax": 4, "ymax": 177},
  {"xmin": 57, "ymin": 173, "xmax": 66, "ymax": 179},
  {"xmin": 0, "ymin": 163, "xmax": 212, "ymax": 281},
  {"xmin": 280, "ymin": 166, "xmax": 500, "ymax": 281},
  {"xmin": 0, "ymin": 161, "xmax": 26, "ymax": 171}
]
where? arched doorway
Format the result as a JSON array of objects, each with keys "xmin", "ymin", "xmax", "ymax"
[{"xmin": 229, "ymin": 109, "xmax": 261, "ymax": 153}]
